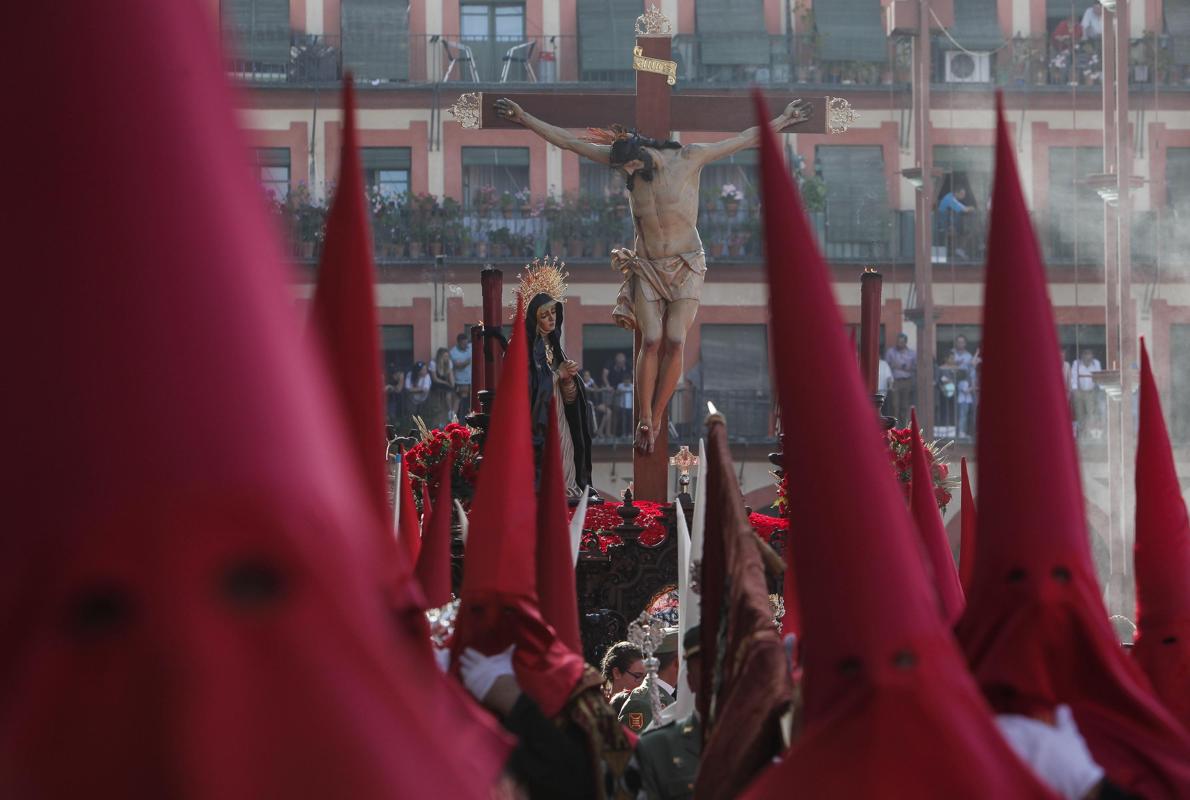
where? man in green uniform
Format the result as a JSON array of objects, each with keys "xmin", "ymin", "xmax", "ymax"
[
  {"xmin": 636, "ymin": 626, "xmax": 702, "ymax": 800},
  {"xmin": 615, "ymin": 627, "xmax": 679, "ymax": 733}
]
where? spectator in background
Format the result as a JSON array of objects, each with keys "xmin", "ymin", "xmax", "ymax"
[
  {"xmin": 450, "ymin": 332, "xmax": 472, "ymax": 417},
  {"xmin": 885, "ymin": 333, "xmax": 916, "ymax": 426},
  {"xmin": 1051, "ymin": 14, "xmax": 1083, "ymax": 49},
  {"xmin": 938, "ymin": 187, "xmax": 975, "ymax": 260},
  {"xmin": 405, "ymin": 361, "xmax": 431, "ymax": 416},
  {"xmin": 602, "ymin": 351, "xmax": 630, "ymax": 390},
  {"xmin": 426, "ymin": 348, "xmax": 456, "ymax": 427},
  {"xmin": 600, "ymin": 642, "xmax": 645, "ymax": 713},
  {"xmin": 615, "ymin": 373, "xmax": 634, "ymax": 438},
  {"xmin": 1071, "ymin": 348, "xmax": 1102, "ymax": 438},
  {"xmin": 937, "ymin": 352, "xmax": 959, "ymax": 437},
  {"xmin": 950, "ymin": 334, "xmax": 974, "ymax": 374},
  {"xmin": 1081, "ymin": 3, "xmax": 1103, "ymax": 39},
  {"xmin": 957, "ymin": 368, "xmax": 975, "ymax": 440},
  {"xmin": 385, "ymin": 366, "xmax": 406, "ymax": 427}
]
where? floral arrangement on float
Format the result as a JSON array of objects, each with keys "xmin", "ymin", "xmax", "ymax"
[
  {"xmin": 774, "ymin": 426, "xmax": 957, "ymax": 519},
  {"xmin": 402, "ymin": 418, "xmax": 482, "ymax": 509}
]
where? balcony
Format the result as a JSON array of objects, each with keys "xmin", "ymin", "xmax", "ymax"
[
  {"xmin": 223, "ymin": 27, "xmax": 1190, "ymax": 93},
  {"xmin": 937, "ymin": 33, "xmax": 1190, "ymax": 91},
  {"xmin": 273, "ymin": 188, "xmax": 911, "ymax": 265}
]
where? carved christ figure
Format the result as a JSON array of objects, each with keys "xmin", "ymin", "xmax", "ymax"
[{"xmin": 495, "ymin": 97, "xmax": 812, "ymax": 452}]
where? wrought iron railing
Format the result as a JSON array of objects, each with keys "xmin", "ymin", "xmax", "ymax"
[{"xmin": 222, "ymin": 27, "xmax": 1190, "ymax": 91}]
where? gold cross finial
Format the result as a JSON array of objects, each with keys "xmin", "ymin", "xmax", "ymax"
[
  {"xmin": 668, "ymin": 445, "xmax": 699, "ymax": 477},
  {"xmin": 635, "ymin": 5, "xmax": 673, "ymax": 36}
]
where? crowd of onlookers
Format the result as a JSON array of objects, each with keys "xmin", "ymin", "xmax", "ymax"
[
  {"xmin": 584, "ymin": 351, "xmax": 636, "ymax": 440},
  {"xmin": 385, "ymin": 332, "xmax": 474, "ymax": 432},
  {"xmin": 884, "ymin": 332, "xmax": 1108, "ymax": 441}
]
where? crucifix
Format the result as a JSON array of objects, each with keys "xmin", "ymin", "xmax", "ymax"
[{"xmin": 450, "ymin": 7, "xmax": 856, "ymax": 502}]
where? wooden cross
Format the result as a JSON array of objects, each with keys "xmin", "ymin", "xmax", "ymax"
[{"xmin": 450, "ymin": 8, "xmax": 855, "ymax": 501}]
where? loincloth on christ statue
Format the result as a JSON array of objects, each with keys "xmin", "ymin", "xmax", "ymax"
[{"xmin": 610, "ymin": 247, "xmax": 706, "ymax": 331}]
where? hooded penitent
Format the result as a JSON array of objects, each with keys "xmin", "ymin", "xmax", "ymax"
[
  {"xmin": 955, "ymin": 95, "xmax": 1190, "ymax": 797},
  {"xmin": 694, "ymin": 417, "xmax": 792, "ymax": 800},
  {"xmin": 519, "ymin": 261, "xmax": 595, "ymax": 496},
  {"xmin": 740, "ymin": 90, "xmax": 1056, "ymax": 799},
  {"xmin": 397, "ymin": 456, "xmax": 422, "ymax": 565},
  {"xmin": 415, "ymin": 456, "xmax": 455, "ymax": 610},
  {"xmin": 910, "ymin": 409, "xmax": 965, "ymax": 625},
  {"xmin": 959, "ymin": 457, "xmax": 977, "ymax": 593},
  {"xmin": 1133, "ymin": 340, "xmax": 1190, "ymax": 733},
  {"xmin": 0, "ymin": 2, "xmax": 512, "ymax": 795},
  {"xmin": 309, "ymin": 81, "xmax": 389, "ymax": 529},
  {"xmin": 452, "ymin": 297, "xmax": 587, "ymax": 719}
]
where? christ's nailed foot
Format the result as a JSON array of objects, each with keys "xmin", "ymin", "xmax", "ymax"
[{"xmin": 635, "ymin": 422, "xmax": 652, "ymax": 453}]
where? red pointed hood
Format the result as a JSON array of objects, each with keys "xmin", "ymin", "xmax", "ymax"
[
  {"xmin": 536, "ymin": 403, "xmax": 584, "ymax": 655},
  {"xmin": 415, "ymin": 456, "xmax": 455, "ymax": 610},
  {"xmin": 421, "ymin": 480, "xmax": 434, "ymax": 525},
  {"xmin": 741, "ymin": 90, "xmax": 1054, "ymax": 799},
  {"xmin": 1133, "ymin": 340, "xmax": 1190, "ymax": 732},
  {"xmin": 0, "ymin": 2, "xmax": 511, "ymax": 794},
  {"xmin": 956, "ymin": 94, "xmax": 1190, "ymax": 796},
  {"xmin": 959, "ymin": 457, "xmax": 977, "ymax": 593},
  {"xmin": 309, "ymin": 81, "xmax": 388, "ymax": 526},
  {"xmin": 910, "ymin": 409, "xmax": 965, "ymax": 625},
  {"xmin": 397, "ymin": 458, "xmax": 421, "ymax": 566},
  {"xmin": 454, "ymin": 298, "xmax": 586, "ymax": 717}
]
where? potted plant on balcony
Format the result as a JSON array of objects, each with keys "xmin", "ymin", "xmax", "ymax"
[
  {"xmin": 488, "ymin": 226, "xmax": 513, "ymax": 258},
  {"xmin": 721, "ymin": 183, "xmax": 742, "ymax": 216},
  {"xmin": 515, "ymin": 187, "xmax": 533, "ymax": 217},
  {"xmin": 499, "ymin": 190, "xmax": 516, "ymax": 219},
  {"xmin": 287, "ymin": 183, "xmax": 326, "ymax": 260},
  {"xmin": 474, "ymin": 185, "xmax": 498, "ymax": 216},
  {"xmin": 703, "ymin": 216, "xmax": 726, "ymax": 259}
]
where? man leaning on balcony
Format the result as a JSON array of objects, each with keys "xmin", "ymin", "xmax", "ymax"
[{"xmin": 885, "ymin": 333, "xmax": 916, "ymax": 427}]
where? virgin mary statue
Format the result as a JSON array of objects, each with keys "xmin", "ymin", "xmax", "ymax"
[{"xmin": 515, "ymin": 258, "xmax": 595, "ymax": 500}]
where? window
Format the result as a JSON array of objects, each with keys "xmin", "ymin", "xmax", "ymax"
[
  {"xmin": 460, "ymin": 2, "xmax": 526, "ymax": 80},
  {"xmin": 362, "ymin": 147, "xmax": 411, "ymax": 198},
  {"xmin": 221, "ymin": 0, "xmax": 291, "ymax": 75},
  {"xmin": 1167, "ymin": 148, "xmax": 1190, "ymax": 209},
  {"xmin": 580, "ymin": 162, "xmax": 627, "ymax": 199},
  {"xmin": 255, "ymin": 147, "xmax": 291, "ymax": 201},
  {"xmin": 1047, "ymin": 146, "xmax": 1104, "ymax": 264},
  {"xmin": 1171, "ymin": 324, "xmax": 1190, "ymax": 442},
  {"xmin": 698, "ymin": 324, "xmax": 771, "ymax": 439},
  {"xmin": 1168, "ymin": 0, "xmax": 1190, "ymax": 67},
  {"xmin": 694, "ymin": 0, "xmax": 770, "ymax": 79},
  {"xmin": 815, "ymin": 145, "xmax": 890, "ymax": 244},
  {"xmin": 700, "ymin": 148, "xmax": 759, "ymax": 210},
  {"xmin": 814, "ymin": 0, "xmax": 886, "ymax": 64},
  {"xmin": 461, "ymin": 147, "xmax": 530, "ymax": 209},
  {"xmin": 1057, "ymin": 325, "xmax": 1106, "ymax": 370},
  {"xmin": 577, "ymin": 0, "xmax": 641, "ymax": 82},
  {"xmin": 944, "ymin": 0, "xmax": 1004, "ymax": 52},
  {"xmin": 935, "ymin": 145, "xmax": 992, "ymax": 262},
  {"xmin": 583, "ymin": 325, "xmax": 634, "ymax": 382},
  {"xmin": 381, "ymin": 325, "xmax": 415, "ymax": 373},
  {"xmin": 341, "ymin": 0, "xmax": 409, "ymax": 82}
]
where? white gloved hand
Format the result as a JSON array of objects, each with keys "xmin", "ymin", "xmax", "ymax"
[
  {"xmin": 996, "ymin": 706, "xmax": 1104, "ymax": 800},
  {"xmin": 458, "ymin": 645, "xmax": 515, "ymax": 704}
]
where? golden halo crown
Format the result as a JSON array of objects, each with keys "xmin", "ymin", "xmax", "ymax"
[{"xmin": 513, "ymin": 256, "xmax": 569, "ymax": 316}]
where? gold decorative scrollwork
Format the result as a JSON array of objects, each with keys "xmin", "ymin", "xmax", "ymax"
[
  {"xmin": 632, "ymin": 46, "xmax": 677, "ymax": 86},
  {"xmin": 448, "ymin": 92, "xmax": 481, "ymax": 129},
  {"xmin": 635, "ymin": 5, "xmax": 673, "ymax": 36},
  {"xmin": 824, "ymin": 96, "xmax": 859, "ymax": 135}
]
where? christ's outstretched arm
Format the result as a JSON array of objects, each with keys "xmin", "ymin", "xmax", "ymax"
[
  {"xmin": 494, "ymin": 98, "xmax": 612, "ymax": 165},
  {"xmin": 686, "ymin": 99, "xmax": 812, "ymax": 166}
]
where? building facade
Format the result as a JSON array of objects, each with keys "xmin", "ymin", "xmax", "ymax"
[{"xmin": 217, "ymin": 0, "xmax": 1190, "ymax": 599}]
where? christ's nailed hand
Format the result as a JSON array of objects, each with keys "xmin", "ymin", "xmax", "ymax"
[
  {"xmin": 495, "ymin": 98, "xmax": 524, "ymax": 124},
  {"xmin": 783, "ymin": 99, "xmax": 811, "ymax": 126}
]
